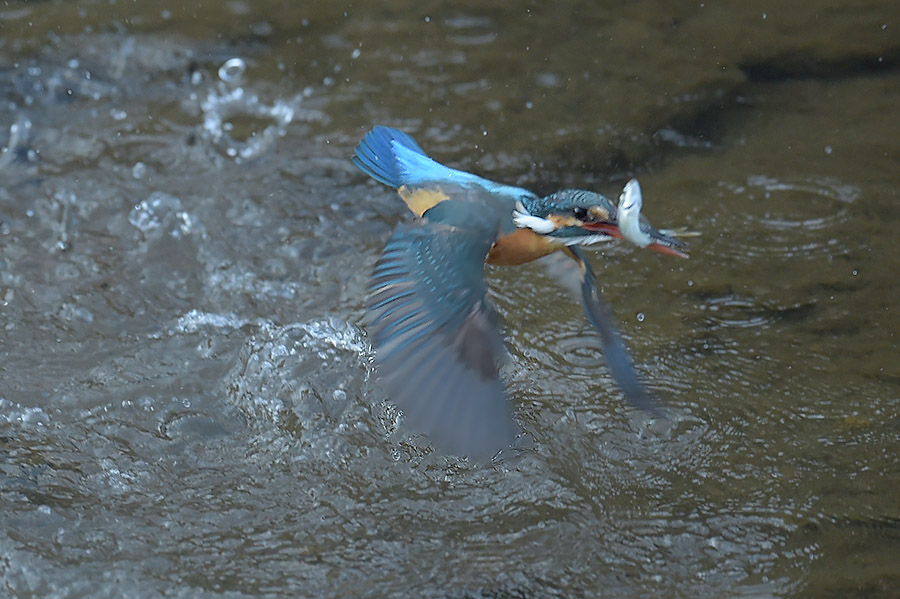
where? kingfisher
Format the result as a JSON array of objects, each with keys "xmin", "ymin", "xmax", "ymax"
[{"xmin": 353, "ymin": 126, "xmax": 688, "ymax": 460}]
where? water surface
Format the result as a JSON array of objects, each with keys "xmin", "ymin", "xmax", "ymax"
[{"xmin": 1, "ymin": 1, "xmax": 898, "ymax": 598}]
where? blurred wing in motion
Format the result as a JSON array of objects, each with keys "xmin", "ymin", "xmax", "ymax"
[
  {"xmin": 564, "ymin": 246, "xmax": 665, "ymax": 416},
  {"xmin": 366, "ymin": 200, "xmax": 519, "ymax": 460}
]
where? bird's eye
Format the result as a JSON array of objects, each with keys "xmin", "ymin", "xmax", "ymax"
[{"xmin": 572, "ymin": 207, "xmax": 588, "ymax": 220}]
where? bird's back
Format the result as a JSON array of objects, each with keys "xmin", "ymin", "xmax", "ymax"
[{"xmin": 354, "ymin": 126, "xmax": 534, "ymax": 234}]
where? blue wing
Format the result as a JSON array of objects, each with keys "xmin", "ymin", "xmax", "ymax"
[
  {"xmin": 366, "ymin": 200, "xmax": 519, "ymax": 459},
  {"xmin": 566, "ymin": 246, "xmax": 665, "ymax": 416},
  {"xmin": 353, "ymin": 126, "xmax": 536, "ymax": 203}
]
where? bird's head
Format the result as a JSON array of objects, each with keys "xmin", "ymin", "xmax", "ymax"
[{"xmin": 513, "ymin": 187, "xmax": 688, "ymax": 258}]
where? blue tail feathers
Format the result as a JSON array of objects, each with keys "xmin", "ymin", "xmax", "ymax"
[{"xmin": 352, "ymin": 126, "xmax": 428, "ymax": 188}]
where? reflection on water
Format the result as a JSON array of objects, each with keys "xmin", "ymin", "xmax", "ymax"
[{"xmin": 1, "ymin": 1, "xmax": 899, "ymax": 598}]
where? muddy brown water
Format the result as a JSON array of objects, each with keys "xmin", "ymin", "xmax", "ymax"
[{"xmin": 1, "ymin": 2, "xmax": 898, "ymax": 598}]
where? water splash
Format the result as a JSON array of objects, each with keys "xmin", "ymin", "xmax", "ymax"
[
  {"xmin": 0, "ymin": 116, "xmax": 36, "ymax": 168},
  {"xmin": 0, "ymin": 398, "xmax": 50, "ymax": 426},
  {"xmin": 217, "ymin": 57, "xmax": 247, "ymax": 84},
  {"xmin": 128, "ymin": 192, "xmax": 203, "ymax": 239},
  {"xmin": 175, "ymin": 309, "xmax": 258, "ymax": 333},
  {"xmin": 198, "ymin": 58, "xmax": 326, "ymax": 163},
  {"xmin": 218, "ymin": 317, "xmax": 372, "ymax": 431}
]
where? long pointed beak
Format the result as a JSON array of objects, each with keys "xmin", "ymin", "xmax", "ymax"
[
  {"xmin": 581, "ymin": 222, "xmax": 690, "ymax": 259},
  {"xmin": 647, "ymin": 232, "xmax": 690, "ymax": 258}
]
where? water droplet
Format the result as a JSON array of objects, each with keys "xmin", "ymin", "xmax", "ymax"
[
  {"xmin": 636, "ymin": 312, "xmax": 645, "ymax": 322},
  {"xmin": 824, "ymin": 145, "xmax": 832, "ymax": 155},
  {"xmin": 218, "ymin": 58, "xmax": 246, "ymax": 83}
]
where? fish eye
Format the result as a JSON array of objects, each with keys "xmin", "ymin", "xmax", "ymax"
[{"xmin": 572, "ymin": 206, "xmax": 588, "ymax": 220}]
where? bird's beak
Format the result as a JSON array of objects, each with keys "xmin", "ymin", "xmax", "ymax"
[
  {"xmin": 645, "ymin": 227, "xmax": 690, "ymax": 258},
  {"xmin": 580, "ymin": 222, "xmax": 690, "ymax": 259}
]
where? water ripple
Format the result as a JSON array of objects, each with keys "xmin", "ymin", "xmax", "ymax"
[{"xmin": 715, "ymin": 175, "xmax": 861, "ymax": 260}]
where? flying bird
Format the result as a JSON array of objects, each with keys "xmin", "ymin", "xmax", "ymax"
[{"xmin": 354, "ymin": 126, "xmax": 688, "ymax": 459}]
